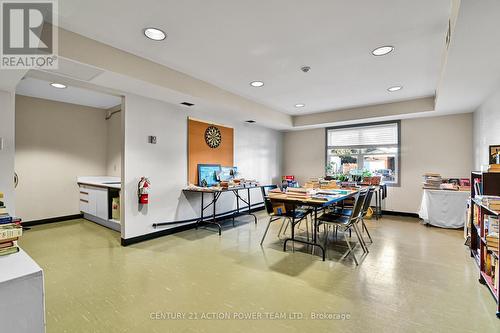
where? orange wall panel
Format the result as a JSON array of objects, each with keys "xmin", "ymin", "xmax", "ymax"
[{"xmin": 188, "ymin": 118, "xmax": 234, "ymax": 185}]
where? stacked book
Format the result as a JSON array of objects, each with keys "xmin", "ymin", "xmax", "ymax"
[
  {"xmin": 286, "ymin": 187, "xmax": 311, "ymax": 199},
  {"xmin": 476, "ymin": 195, "xmax": 500, "ymax": 212},
  {"xmin": 488, "ymin": 164, "xmax": 500, "ymax": 173},
  {"xmin": 0, "ymin": 192, "xmax": 22, "ymax": 257},
  {"xmin": 268, "ymin": 188, "xmax": 285, "ymax": 198},
  {"xmin": 422, "ymin": 173, "xmax": 442, "ymax": 189}
]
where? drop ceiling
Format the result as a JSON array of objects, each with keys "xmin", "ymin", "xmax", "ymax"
[
  {"xmin": 56, "ymin": 0, "xmax": 452, "ymax": 115},
  {"xmin": 16, "ymin": 77, "xmax": 122, "ymax": 109}
]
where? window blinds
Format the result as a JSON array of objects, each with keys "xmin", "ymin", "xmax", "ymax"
[{"xmin": 327, "ymin": 123, "xmax": 398, "ymax": 147}]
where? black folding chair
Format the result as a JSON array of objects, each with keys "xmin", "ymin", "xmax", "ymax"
[
  {"xmin": 317, "ymin": 189, "xmax": 368, "ymax": 265},
  {"xmin": 260, "ymin": 185, "xmax": 310, "ymax": 245},
  {"xmin": 332, "ymin": 186, "xmax": 375, "ymax": 246}
]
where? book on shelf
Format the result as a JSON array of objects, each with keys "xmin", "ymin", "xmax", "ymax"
[
  {"xmin": 496, "ymin": 259, "xmax": 500, "ymax": 292},
  {"xmin": 0, "ymin": 192, "xmax": 22, "ymax": 257},
  {"xmin": 475, "ymin": 195, "xmax": 500, "ymax": 212}
]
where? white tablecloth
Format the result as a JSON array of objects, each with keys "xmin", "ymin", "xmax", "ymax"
[
  {"xmin": 0, "ymin": 249, "xmax": 45, "ymax": 333},
  {"xmin": 418, "ymin": 189, "xmax": 470, "ymax": 228}
]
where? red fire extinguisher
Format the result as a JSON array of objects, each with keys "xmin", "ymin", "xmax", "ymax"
[{"xmin": 138, "ymin": 177, "xmax": 151, "ymax": 205}]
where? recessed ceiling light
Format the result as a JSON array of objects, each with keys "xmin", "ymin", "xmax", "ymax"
[
  {"xmin": 250, "ymin": 81, "xmax": 264, "ymax": 87},
  {"xmin": 372, "ymin": 46, "xmax": 394, "ymax": 56},
  {"xmin": 50, "ymin": 83, "xmax": 67, "ymax": 89},
  {"xmin": 387, "ymin": 85, "xmax": 403, "ymax": 92},
  {"xmin": 144, "ymin": 27, "xmax": 166, "ymax": 41},
  {"xmin": 295, "ymin": 103, "xmax": 305, "ymax": 108}
]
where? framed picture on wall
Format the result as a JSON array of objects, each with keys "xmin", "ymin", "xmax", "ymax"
[
  {"xmin": 489, "ymin": 145, "xmax": 500, "ymax": 164},
  {"xmin": 197, "ymin": 164, "xmax": 221, "ymax": 187}
]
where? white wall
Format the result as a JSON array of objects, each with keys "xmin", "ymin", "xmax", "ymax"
[
  {"xmin": 106, "ymin": 110, "xmax": 122, "ymax": 177},
  {"xmin": 388, "ymin": 114, "xmax": 472, "ymax": 213},
  {"xmin": 122, "ymin": 94, "xmax": 283, "ymax": 239},
  {"xmin": 0, "ymin": 90, "xmax": 15, "ymax": 216},
  {"xmin": 283, "ymin": 113, "xmax": 473, "ymax": 214},
  {"xmin": 473, "ymin": 85, "xmax": 500, "ymax": 170},
  {"xmin": 15, "ymin": 96, "xmax": 108, "ymax": 221},
  {"xmin": 283, "ymin": 128, "xmax": 325, "ymax": 183}
]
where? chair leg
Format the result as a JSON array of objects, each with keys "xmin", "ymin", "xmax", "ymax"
[
  {"xmin": 277, "ymin": 218, "xmax": 287, "ymax": 238},
  {"xmin": 305, "ymin": 215, "xmax": 310, "ymax": 242},
  {"xmin": 362, "ymin": 218, "xmax": 373, "ymax": 243},
  {"xmin": 283, "ymin": 218, "xmax": 290, "ymax": 236},
  {"xmin": 323, "ymin": 225, "xmax": 329, "ymax": 249},
  {"xmin": 353, "ymin": 222, "xmax": 368, "ymax": 253},
  {"xmin": 343, "ymin": 230, "xmax": 358, "ymax": 265},
  {"xmin": 260, "ymin": 217, "xmax": 274, "ymax": 245}
]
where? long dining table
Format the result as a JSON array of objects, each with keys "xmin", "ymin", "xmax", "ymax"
[{"xmin": 268, "ymin": 189, "xmax": 358, "ymax": 261}]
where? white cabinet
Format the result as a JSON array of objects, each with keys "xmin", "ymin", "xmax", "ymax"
[
  {"xmin": 93, "ymin": 187, "xmax": 108, "ymax": 220},
  {"xmin": 79, "ymin": 185, "xmax": 108, "ymax": 220}
]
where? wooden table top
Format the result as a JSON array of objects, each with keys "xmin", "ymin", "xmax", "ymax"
[{"xmin": 268, "ymin": 189, "xmax": 358, "ymax": 207}]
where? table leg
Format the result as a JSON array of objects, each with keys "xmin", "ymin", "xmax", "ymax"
[
  {"xmin": 197, "ymin": 192, "xmax": 204, "ymax": 229},
  {"xmin": 248, "ymin": 188, "xmax": 257, "ymax": 224},
  {"xmin": 282, "ymin": 204, "xmax": 325, "ymax": 261},
  {"xmin": 232, "ymin": 190, "xmax": 239, "ymax": 226},
  {"xmin": 213, "ymin": 192, "xmax": 221, "ymax": 235}
]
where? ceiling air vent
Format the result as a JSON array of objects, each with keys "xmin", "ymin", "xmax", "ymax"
[
  {"xmin": 245, "ymin": 120, "xmax": 256, "ymax": 123},
  {"xmin": 181, "ymin": 102, "xmax": 194, "ymax": 107}
]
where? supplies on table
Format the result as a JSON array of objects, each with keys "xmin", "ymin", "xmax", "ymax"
[
  {"xmin": 281, "ymin": 175, "xmax": 298, "ymax": 189},
  {"xmin": 268, "ymin": 188, "xmax": 285, "ymax": 199},
  {"xmin": 0, "ymin": 192, "xmax": 22, "ymax": 257},
  {"xmin": 422, "ymin": 173, "xmax": 442, "ymax": 189},
  {"xmin": 440, "ymin": 183, "xmax": 459, "ymax": 191},
  {"xmin": 304, "ymin": 178, "xmax": 320, "ymax": 189},
  {"xmin": 360, "ymin": 176, "xmax": 381, "ymax": 186},
  {"xmin": 320, "ymin": 179, "xmax": 338, "ymax": 189},
  {"xmin": 458, "ymin": 178, "xmax": 471, "ymax": 192},
  {"xmin": 286, "ymin": 187, "xmax": 312, "ymax": 199}
]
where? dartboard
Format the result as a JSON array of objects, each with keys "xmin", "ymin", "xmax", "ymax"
[{"xmin": 205, "ymin": 126, "xmax": 222, "ymax": 148}]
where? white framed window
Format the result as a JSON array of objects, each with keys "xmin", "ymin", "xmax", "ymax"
[{"xmin": 326, "ymin": 121, "xmax": 400, "ymax": 186}]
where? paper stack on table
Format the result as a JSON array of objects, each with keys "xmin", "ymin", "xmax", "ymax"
[{"xmin": 422, "ymin": 173, "xmax": 442, "ymax": 189}]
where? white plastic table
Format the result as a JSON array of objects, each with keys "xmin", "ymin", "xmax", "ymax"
[
  {"xmin": 418, "ymin": 189, "xmax": 470, "ymax": 228},
  {"xmin": 0, "ymin": 248, "xmax": 45, "ymax": 333}
]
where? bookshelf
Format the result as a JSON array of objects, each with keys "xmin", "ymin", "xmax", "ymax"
[{"xmin": 469, "ymin": 171, "xmax": 500, "ymax": 318}]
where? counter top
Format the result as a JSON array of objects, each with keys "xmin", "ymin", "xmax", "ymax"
[{"xmin": 77, "ymin": 176, "xmax": 121, "ymax": 189}]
